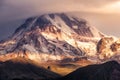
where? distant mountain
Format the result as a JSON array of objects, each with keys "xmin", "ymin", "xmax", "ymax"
[
  {"xmin": 59, "ymin": 60, "xmax": 120, "ymax": 80},
  {"xmin": 0, "ymin": 13, "xmax": 104, "ymax": 62}
]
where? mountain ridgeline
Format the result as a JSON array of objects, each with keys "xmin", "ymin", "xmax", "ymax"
[
  {"xmin": 14, "ymin": 13, "xmax": 102, "ymax": 37},
  {"xmin": 58, "ymin": 60, "xmax": 120, "ymax": 80}
]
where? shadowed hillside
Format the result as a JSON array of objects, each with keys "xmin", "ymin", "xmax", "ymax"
[
  {"xmin": 58, "ymin": 60, "xmax": 120, "ymax": 80},
  {"xmin": 0, "ymin": 58, "xmax": 61, "ymax": 80}
]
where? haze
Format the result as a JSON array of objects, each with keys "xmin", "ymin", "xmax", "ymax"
[{"xmin": 0, "ymin": 0, "xmax": 120, "ymax": 40}]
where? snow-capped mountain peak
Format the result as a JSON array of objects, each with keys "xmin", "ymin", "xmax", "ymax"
[{"xmin": 0, "ymin": 13, "xmax": 104, "ymax": 62}]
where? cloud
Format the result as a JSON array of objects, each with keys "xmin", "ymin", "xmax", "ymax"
[
  {"xmin": 74, "ymin": 0, "xmax": 119, "ymax": 6},
  {"xmin": 0, "ymin": 0, "xmax": 3, "ymax": 6},
  {"xmin": 0, "ymin": 0, "xmax": 119, "ymax": 22}
]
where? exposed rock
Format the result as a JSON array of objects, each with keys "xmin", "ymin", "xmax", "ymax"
[
  {"xmin": 97, "ymin": 37, "xmax": 115, "ymax": 59},
  {"xmin": 111, "ymin": 39, "xmax": 120, "ymax": 52},
  {"xmin": 97, "ymin": 37, "xmax": 120, "ymax": 60}
]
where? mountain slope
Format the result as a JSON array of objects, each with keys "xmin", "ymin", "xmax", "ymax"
[
  {"xmin": 59, "ymin": 60, "xmax": 120, "ymax": 80},
  {"xmin": 0, "ymin": 13, "xmax": 104, "ymax": 62},
  {"xmin": 0, "ymin": 58, "xmax": 61, "ymax": 80}
]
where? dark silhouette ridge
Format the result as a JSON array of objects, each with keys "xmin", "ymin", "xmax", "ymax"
[
  {"xmin": 0, "ymin": 59, "xmax": 61, "ymax": 80},
  {"xmin": 57, "ymin": 60, "xmax": 120, "ymax": 80}
]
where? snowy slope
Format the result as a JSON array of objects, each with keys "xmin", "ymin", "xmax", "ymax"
[{"xmin": 0, "ymin": 13, "xmax": 104, "ymax": 62}]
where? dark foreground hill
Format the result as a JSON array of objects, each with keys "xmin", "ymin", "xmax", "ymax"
[
  {"xmin": 58, "ymin": 60, "xmax": 120, "ymax": 80},
  {"xmin": 1, "ymin": 58, "xmax": 120, "ymax": 80},
  {"xmin": 0, "ymin": 58, "xmax": 61, "ymax": 80}
]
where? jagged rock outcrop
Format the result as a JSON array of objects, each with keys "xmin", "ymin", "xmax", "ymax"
[
  {"xmin": 97, "ymin": 37, "xmax": 115, "ymax": 59},
  {"xmin": 0, "ymin": 13, "xmax": 103, "ymax": 62},
  {"xmin": 111, "ymin": 39, "xmax": 120, "ymax": 52},
  {"xmin": 97, "ymin": 37, "xmax": 120, "ymax": 59}
]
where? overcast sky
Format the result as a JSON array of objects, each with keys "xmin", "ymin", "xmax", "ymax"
[{"xmin": 0, "ymin": 0, "xmax": 120, "ymax": 40}]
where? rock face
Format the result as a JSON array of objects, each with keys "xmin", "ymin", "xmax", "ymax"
[
  {"xmin": 111, "ymin": 39, "xmax": 120, "ymax": 52},
  {"xmin": 97, "ymin": 37, "xmax": 115, "ymax": 59},
  {"xmin": 0, "ymin": 13, "xmax": 103, "ymax": 62},
  {"xmin": 59, "ymin": 60, "xmax": 120, "ymax": 80},
  {"xmin": 97, "ymin": 37, "xmax": 120, "ymax": 59}
]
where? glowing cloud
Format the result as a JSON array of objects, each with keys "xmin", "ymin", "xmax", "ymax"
[{"xmin": 97, "ymin": 1, "xmax": 120, "ymax": 13}]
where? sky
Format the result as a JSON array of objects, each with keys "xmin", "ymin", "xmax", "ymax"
[{"xmin": 0, "ymin": 0, "xmax": 120, "ymax": 40}]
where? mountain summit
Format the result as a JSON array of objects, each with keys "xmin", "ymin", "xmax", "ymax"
[
  {"xmin": 0, "ymin": 13, "xmax": 104, "ymax": 62},
  {"xmin": 14, "ymin": 13, "xmax": 102, "ymax": 37}
]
